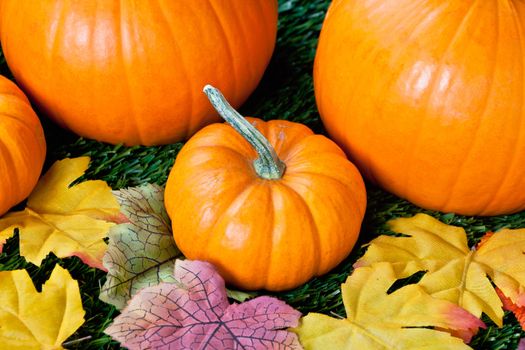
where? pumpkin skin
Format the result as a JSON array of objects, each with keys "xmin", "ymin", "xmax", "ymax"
[
  {"xmin": 0, "ymin": 76, "xmax": 46, "ymax": 216},
  {"xmin": 315, "ymin": 0, "xmax": 525, "ymax": 215},
  {"xmin": 164, "ymin": 88, "xmax": 367, "ymax": 291},
  {"xmin": 0, "ymin": 0, "xmax": 277, "ymax": 146}
]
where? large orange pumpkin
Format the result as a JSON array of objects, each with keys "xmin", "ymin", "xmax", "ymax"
[
  {"xmin": 164, "ymin": 86, "xmax": 366, "ymax": 291},
  {"xmin": 315, "ymin": 0, "xmax": 525, "ymax": 215},
  {"xmin": 0, "ymin": 76, "xmax": 46, "ymax": 216},
  {"xmin": 0, "ymin": 0, "xmax": 277, "ymax": 146}
]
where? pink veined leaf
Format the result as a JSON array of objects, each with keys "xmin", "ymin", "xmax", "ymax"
[
  {"xmin": 105, "ymin": 260, "xmax": 302, "ymax": 350},
  {"xmin": 519, "ymin": 337, "xmax": 525, "ymax": 350}
]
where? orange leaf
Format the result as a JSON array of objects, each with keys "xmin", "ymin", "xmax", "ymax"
[
  {"xmin": 496, "ymin": 288, "xmax": 525, "ymax": 331},
  {"xmin": 475, "ymin": 231, "xmax": 494, "ymax": 249}
]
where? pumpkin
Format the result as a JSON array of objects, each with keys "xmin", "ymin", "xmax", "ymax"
[
  {"xmin": 164, "ymin": 86, "xmax": 366, "ymax": 291},
  {"xmin": 0, "ymin": 76, "xmax": 46, "ymax": 216},
  {"xmin": 315, "ymin": 0, "xmax": 525, "ymax": 215},
  {"xmin": 0, "ymin": 1, "xmax": 278, "ymax": 146}
]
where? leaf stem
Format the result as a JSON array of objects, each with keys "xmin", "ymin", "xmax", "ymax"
[
  {"xmin": 203, "ymin": 85, "xmax": 286, "ymax": 180},
  {"xmin": 63, "ymin": 335, "xmax": 92, "ymax": 348}
]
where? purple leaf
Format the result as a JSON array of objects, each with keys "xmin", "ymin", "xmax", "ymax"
[
  {"xmin": 519, "ymin": 338, "xmax": 525, "ymax": 350},
  {"xmin": 105, "ymin": 260, "xmax": 302, "ymax": 350}
]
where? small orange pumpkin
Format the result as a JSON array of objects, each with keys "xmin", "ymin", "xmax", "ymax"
[
  {"xmin": 315, "ymin": 0, "xmax": 525, "ymax": 215},
  {"xmin": 0, "ymin": 0, "xmax": 278, "ymax": 146},
  {"xmin": 164, "ymin": 86, "xmax": 366, "ymax": 291},
  {"xmin": 0, "ymin": 76, "xmax": 46, "ymax": 216}
]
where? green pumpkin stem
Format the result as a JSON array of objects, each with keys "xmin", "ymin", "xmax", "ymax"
[{"xmin": 203, "ymin": 85, "xmax": 286, "ymax": 180}]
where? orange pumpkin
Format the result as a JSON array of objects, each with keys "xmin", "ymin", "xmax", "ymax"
[
  {"xmin": 0, "ymin": 0, "xmax": 277, "ymax": 146},
  {"xmin": 164, "ymin": 86, "xmax": 366, "ymax": 291},
  {"xmin": 0, "ymin": 76, "xmax": 46, "ymax": 216},
  {"xmin": 315, "ymin": 0, "xmax": 525, "ymax": 215}
]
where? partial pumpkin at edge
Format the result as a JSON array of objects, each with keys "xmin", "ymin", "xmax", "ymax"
[
  {"xmin": 0, "ymin": 76, "xmax": 46, "ymax": 216},
  {"xmin": 0, "ymin": 0, "xmax": 278, "ymax": 145},
  {"xmin": 315, "ymin": 0, "xmax": 525, "ymax": 215}
]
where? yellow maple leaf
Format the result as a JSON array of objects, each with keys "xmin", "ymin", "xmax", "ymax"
[
  {"xmin": 356, "ymin": 213, "xmax": 525, "ymax": 327},
  {"xmin": 294, "ymin": 263, "xmax": 481, "ymax": 349},
  {"xmin": 0, "ymin": 157, "xmax": 121, "ymax": 269},
  {"xmin": 0, "ymin": 265, "xmax": 85, "ymax": 350}
]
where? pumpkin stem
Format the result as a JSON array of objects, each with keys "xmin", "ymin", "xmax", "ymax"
[{"xmin": 203, "ymin": 85, "xmax": 286, "ymax": 180}]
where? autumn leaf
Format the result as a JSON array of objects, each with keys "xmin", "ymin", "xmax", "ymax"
[
  {"xmin": 100, "ymin": 183, "xmax": 256, "ymax": 309},
  {"xmin": 496, "ymin": 288, "xmax": 525, "ymax": 330},
  {"xmin": 105, "ymin": 259, "xmax": 302, "ymax": 350},
  {"xmin": 226, "ymin": 289, "xmax": 257, "ymax": 302},
  {"xmin": 519, "ymin": 337, "xmax": 525, "ymax": 350},
  {"xmin": 355, "ymin": 213, "xmax": 525, "ymax": 327},
  {"xmin": 100, "ymin": 184, "xmax": 182, "ymax": 310},
  {"xmin": 478, "ymin": 233, "xmax": 525, "ymax": 331},
  {"xmin": 0, "ymin": 157, "xmax": 121, "ymax": 269},
  {"xmin": 0, "ymin": 265, "xmax": 85, "ymax": 350},
  {"xmin": 294, "ymin": 262, "xmax": 483, "ymax": 350},
  {"xmin": 475, "ymin": 229, "xmax": 525, "ymax": 309}
]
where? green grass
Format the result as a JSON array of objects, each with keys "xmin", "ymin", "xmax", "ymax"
[{"xmin": 1, "ymin": 0, "xmax": 524, "ymax": 349}]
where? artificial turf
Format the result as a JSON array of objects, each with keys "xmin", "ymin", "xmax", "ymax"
[{"xmin": 1, "ymin": 0, "xmax": 524, "ymax": 349}]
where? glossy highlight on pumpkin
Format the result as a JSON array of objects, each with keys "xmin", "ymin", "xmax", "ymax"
[
  {"xmin": 0, "ymin": 76, "xmax": 46, "ymax": 216},
  {"xmin": 0, "ymin": 0, "xmax": 278, "ymax": 146},
  {"xmin": 165, "ymin": 106, "xmax": 366, "ymax": 291},
  {"xmin": 315, "ymin": 0, "xmax": 525, "ymax": 215}
]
